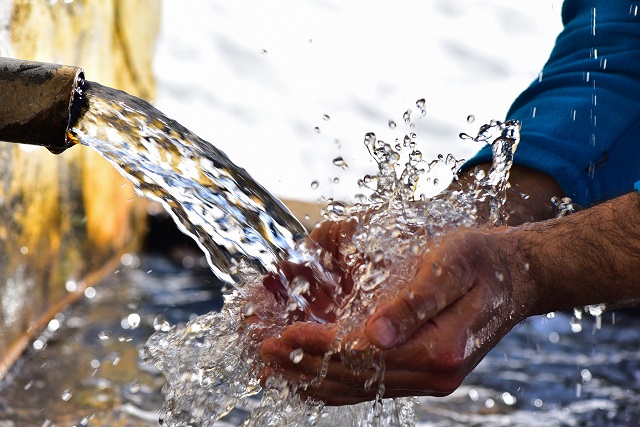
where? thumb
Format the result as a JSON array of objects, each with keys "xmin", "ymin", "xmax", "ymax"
[{"xmin": 365, "ymin": 242, "xmax": 476, "ymax": 349}]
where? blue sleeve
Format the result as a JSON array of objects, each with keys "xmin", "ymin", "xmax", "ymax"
[{"xmin": 465, "ymin": 0, "xmax": 640, "ymax": 207}]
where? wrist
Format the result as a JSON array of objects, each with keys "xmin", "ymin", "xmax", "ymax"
[{"xmin": 490, "ymin": 226, "xmax": 541, "ymax": 321}]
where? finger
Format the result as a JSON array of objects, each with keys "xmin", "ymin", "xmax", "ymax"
[
  {"xmin": 364, "ymin": 264, "xmax": 452, "ymax": 349},
  {"xmin": 365, "ymin": 232, "xmax": 483, "ymax": 349},
  {"xmin": 309, "ymin": 218, "xmax": 358, "ymax": 259},
  {"xmin": 265, "ymin": 359, "xmax": 457, "ymax": 405},
  {"xmin": 279, "ymin": 322, "xmax": 339, "ymax": 355}
]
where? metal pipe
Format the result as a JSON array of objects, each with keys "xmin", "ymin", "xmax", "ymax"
[{"xmin": 0, "ymin": 57, "xmax": 84, "ymax": 153}]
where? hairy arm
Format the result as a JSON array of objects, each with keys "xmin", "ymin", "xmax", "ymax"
[
  {"xmin": 518, "ymin": 190, "xmax": 640, "ymax": 316},
  {"xmin": 260, "ymin": 162, "xmax": 640, "ymax": 404}
]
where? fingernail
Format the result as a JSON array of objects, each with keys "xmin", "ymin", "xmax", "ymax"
[{"xmin": 371, "ymin": 317, "xmax": 397, "ymax": 348}]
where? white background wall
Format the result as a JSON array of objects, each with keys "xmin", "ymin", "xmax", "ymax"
[{"xmin": 153, "ymin": 0, "xmax": 564, "ymax": 202}]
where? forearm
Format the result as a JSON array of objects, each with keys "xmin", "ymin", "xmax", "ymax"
[{"xmin": 512, "ymin": 191, "xmax": 640, "ymax": 316}]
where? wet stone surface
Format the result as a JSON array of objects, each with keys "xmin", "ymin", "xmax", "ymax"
[
  {"xmin": 1, "ymin": 252, "xmax": 640, "ymax": 426},
  {"xmin": 0, "ymin": 254, "xmax": 250, "ymax": 427}
]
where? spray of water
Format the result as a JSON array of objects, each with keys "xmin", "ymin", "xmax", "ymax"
[{"xmin": 70, "ymin": 83, "xmax": 522, "ymax": 426}]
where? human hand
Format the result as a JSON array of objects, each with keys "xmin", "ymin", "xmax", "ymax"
[
  {"xmin": 259, "ymin": 226, "xmax": 535, "ymax": 405},
  {"xmin": 257, "ymin": 163, "xmax": 563, "ymax": 403},
  {"xmin": 260, "ymin": 217, "xmax": 361, "ymax": 323}
]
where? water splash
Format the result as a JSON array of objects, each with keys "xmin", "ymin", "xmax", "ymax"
[
  {"xmin": 71, "ymin": 81, "xmax": 522, "ymax": 426},
  {"xmin": 460, "ymin": 119, "xmax": 521, "ymax": 225}
]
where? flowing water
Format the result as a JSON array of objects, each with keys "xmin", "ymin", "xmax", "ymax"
[
  {"xmin": 2, "ymin": 80, "xmax": 640, "ymax": 426},
  {"xmin": 65, "ymin": 80, "xmax": 525, "ymax": 427}
]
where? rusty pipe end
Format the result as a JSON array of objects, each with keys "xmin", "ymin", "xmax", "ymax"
[{"xmin": 0, "ymin": 57, "xmax": 85, "ymax": 153}]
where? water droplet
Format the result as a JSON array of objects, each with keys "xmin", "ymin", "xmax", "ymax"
[
  {"xmin": 388, "ymin": 120, "xmax": 397, "ymax": 129},
  {"xmin": 403, "ymin": 110, "xmax": 411, "ymax": 124},
  {"xmin": 495, "ymin": 271, "xmax": 504, "ymax": 282},
  {"xmin": 287, "ymin": 300, "xmax": 298, "ymax": 312},
  {"xmin": 586, "ymin": 303, "xmax": 605, "ymax": 317},
  {"xmin": 416, "ymin": 98, "xmax": 426, "ymax": 110},
  {"xmin": 32, "ymin": 339, "xmax": 45, "ymax": 351},
  {"xmin": 129, "ymin": 380, "xmax": 141, "ymax": 394},
  {"xmin": 570, "ymin": 317, "xmax": 583, "ymax": 333},
  {"xmin": 65, "ymin": 280, "xmax": 78, "ymax": 292},
  {"xmin": 47, "ymin": 319, "xmax": 61, "ymax": 332},
  {"xmin": 576, "ymin": 383, "xmax": 582, "ymax": 398},
  {"xmin": 459, "ymin": 132, "xmax": 473, "ymax": 141},
  {"xmin": 313, "ymin": 126, "xmax": 321, "ymax": 134},
  {"xmin": 373, "ymin": 250, "xmax": 384, "ymax": 263},
  {"xmin": 153, "ymin": 316, "xmax": 172, "ymax": 332},
  {"xmin": 84, "ymin": 287, "xmax": 96, "ymax": 299},
  {"xmin": 310, "ymin": 180, "xmax": 319, "ymax": 190},
  {"xmin": 127, "ymin": 313, "xmax": 141, "ymax": 329},
  {"xmin": 467, "ymin": 114, "xmax": 475, "ymax": 123},
  {"xmin": 291, "ymin": 276, "xmax": 310, "ymax": 295},
  {"xmin": 333, "ymin": 177, "xmax": 340, "ymax": 184},
  {"xmin": 364, "ymin": 132, "xmax": 376, "ymax": 146},
  {"xmin": 332, "ymin": 156, "xmax": 348, "ymax": 170},
  {"xmin": 364, "ymin": 375, "xmax": 376, "ymax": 390},
  {"xmin": 260, "ymin": 48, "xmax": 268, "ymax": 55},
  {"xmin": 98, "ymin": 330, "xmax": 112, "ymax": 340},
  {"xmin": 61, "ymin": 388, "xmax": 74, "ymax": 401},
  {"xmin": 502, "ymin": 392, "xmax": 516, "ymax": 405},
  {"xmin": 410, "ymin": 242, "xmax": 420, "ymax": 255},
  {"xmin": 289, "ymin": 348, "xmax": 304, "ymax": 364},
  {"xmin": 322, "ymin": 114, "xmax": 330, "ymax": 121},
  {"xmin": 243, "ymin": 303, "xmax": 255, "ymax": 316}
]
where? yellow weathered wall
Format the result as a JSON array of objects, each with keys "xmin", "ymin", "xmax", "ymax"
[{"xmin": 0, "ymin": 0, "xmax": 161, "ymax": 377}]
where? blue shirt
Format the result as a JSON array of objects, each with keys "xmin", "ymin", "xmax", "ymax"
[{"xmin": 466, "ymin": 0, "xmax": 640, "ymax": 206}]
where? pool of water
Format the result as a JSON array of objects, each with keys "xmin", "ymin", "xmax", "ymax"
[{"xmin": 1, "ymin": 224, "xmax": 639, "ymax": 426}]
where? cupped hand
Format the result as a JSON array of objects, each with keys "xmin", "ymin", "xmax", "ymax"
[
  {"xmin": 259, "ymin": 226, "xmax": 536, "ymax": 405},
  {"xmin": 260, "ymin": 217, "xmax": 361, "ymax": 323}
]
